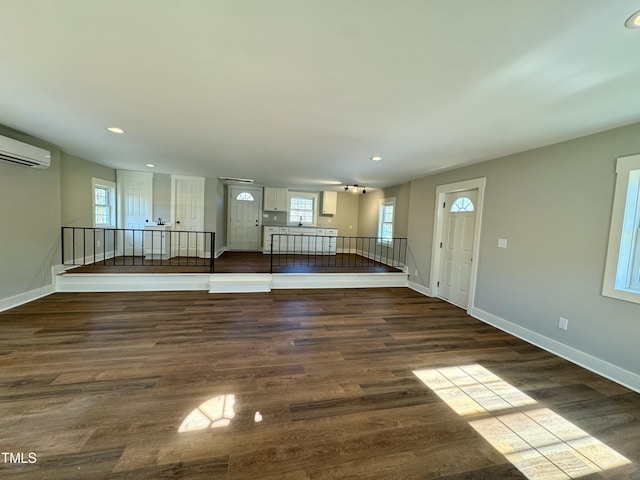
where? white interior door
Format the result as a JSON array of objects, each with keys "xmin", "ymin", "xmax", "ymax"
[
  {"xmin": 438, "ymin": 189, "xmax": 477, "ymax": 308},
  {"xmin": 228, "ymin": 186, "xmax": 263, "ymax": 251},
  {"xmin": 117, "ymin": 170, "xmax": 153, "ymax": 257},
  {"xmin": 172, "ymin": 176, "xmax": 205, "ymax": 257}
]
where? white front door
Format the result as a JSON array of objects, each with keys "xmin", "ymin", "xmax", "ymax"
[
  {"xmin": 228, "ymin": 186, "xmax": 263, "ymax": 251},
  {"xmin": 117, "ymin": 170, "xmax": 153, "ymax": 257},
  {"xmin": 172, "ymin": 176, "xmax": 205, "ymax": 257},
  {"xmin": 438, "ymin": 189, "xmax": 477, "ymax": 308}
]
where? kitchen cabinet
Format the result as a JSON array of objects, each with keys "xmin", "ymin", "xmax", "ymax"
[
  {"xmin": 263, "ymin": 226, "xmax": 288, "ymax": 253},
  {"xmin": 263, "ymin": 226, "xmax": 338, "ymax": 254},
  {"xmin": 321, "ymin": 191, "xmax": 337, "ymax": 215},
  {"xmin": 263, "ymin": 187, "xmax": 287, "ymax": 211}
]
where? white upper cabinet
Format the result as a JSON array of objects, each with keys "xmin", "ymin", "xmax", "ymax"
[
  {"xmin": 321, "ymin": 191, "xmax": 337, "ymax": 215},
  {"xmin": 263, "ymin": 187, "xmax": 287, "ymax": 211}
]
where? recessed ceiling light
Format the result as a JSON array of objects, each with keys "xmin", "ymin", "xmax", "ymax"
[
  {"xmin": 370, "ymin": 155, "xmax": 383, "ymax": 161},
  {"xmin": 625, "ymin": 10, "xmax": 640, "ymax": 28},
  {"xmin": 107, "ymin": 127, "xmax": 125, "ymax": 134},
  {"xmin": 145, "ymin": 163, "xmax": 155, "ymax": 168}
]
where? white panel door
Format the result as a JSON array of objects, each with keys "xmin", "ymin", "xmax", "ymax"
[
  {"xmin": 228, "ymin": 186, "xmax": 263, "ymax": 251},
  {"xmin": 439, "ymin": 190, "xmax": 477, "ymax": 308},
  {"xmin": 173, "ymin": 176, "xmax": 205, "ymax": 258},
  {"xmin": 117, "ymin": 171, "xmax": 153, "ymax": 257}
]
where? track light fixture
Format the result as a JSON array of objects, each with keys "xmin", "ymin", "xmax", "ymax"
[{"xmin": 343, "ymin": 184, "xmax": 367, "ymax": 194}]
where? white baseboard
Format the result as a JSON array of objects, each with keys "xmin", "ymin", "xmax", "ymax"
[
  {"xmin": 66, "ymin": 250, "xmax": 116, "ymax": 267},
  {"xmin": 356, "ymin": 248, "xmax": 405, "ymax": 269},
  {"xmin": 470, "ymin": 306, "xmax": 640, "ymax": 394},
  {"xmin": 215, "ymin": 247, "xmax": 228, "ymax": 258},
  {"xmin": 0, "ymin": 284, "xmax": 55, "ymax": 312},
  {"xmin": 408, "ymin": 281, "xmax": 432, "ymax": 297},
  {"xmin": 0, "ymin": 264, "xmax": 69, "ymax": 312}
]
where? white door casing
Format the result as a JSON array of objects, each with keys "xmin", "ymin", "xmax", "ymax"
[
  {"xmin": 438, "ymin": 190, "xmax": 477, "ymax": 308},
  {"xmin": 228, "ymin": 186, "xmax": 263, "ymax": 251},
  {"xmin": 117, "ymin": 170, "xmax": 153, "ymax": 257},
  {"xmin": 171, "ymin": 175, "xmax": 205, "ymax": 258},
  {"xmin": 430, "ymin": 177, "xmax": 486, "ymax": 313}
]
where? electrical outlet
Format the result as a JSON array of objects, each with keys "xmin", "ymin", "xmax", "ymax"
[
  {"xmin": 558, "ymin": 317, "xmax": 568, "ymax": 331},
  {"xmin": 414, "ymin": 269, "xmax": 418, "ymax": 276},
  {"xmin": 96, "ymin": 240, "xmax": 101, "ymax": 247}
]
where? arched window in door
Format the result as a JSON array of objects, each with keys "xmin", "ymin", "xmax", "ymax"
[
  {"xmin": 236, "ymin": 192, "xmax": 255, "ymax": 201},
  {"xmin": 450, "ymin": 197, "xmax": 475, "ymax": 213}
]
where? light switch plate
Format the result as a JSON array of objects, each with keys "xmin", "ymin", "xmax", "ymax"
[{"xmin": 498, "ymin": 238, "xmax": 508, "ymax": 248}]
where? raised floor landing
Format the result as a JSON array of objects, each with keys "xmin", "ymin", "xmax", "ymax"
[{"xmin": 65, "ymin": 251, "xmax": 403, "ymax": 274}]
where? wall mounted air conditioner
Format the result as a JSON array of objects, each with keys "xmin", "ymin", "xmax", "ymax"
[{"xmin": 0, "ymin": 134, "xmax": 51, "ymax": 168}]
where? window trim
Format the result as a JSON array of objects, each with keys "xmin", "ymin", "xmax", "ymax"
[
  {"xmin": 450, "ymin": 196, "xmax": 475, "ymax": 213},
  {"xmin": 378, "ymin": 197, "xmax": 396, "ymax": 246},
  {"xmin": 602, "ymin": 154, "xmax": 640, "ymax": 304},
  {"xmin": 92, "ymin": 177, "xmax": 116, "ymax": 228},
  {"xmin": 287, "ymin": 191, "xmax": 318, "ymax": 226}
]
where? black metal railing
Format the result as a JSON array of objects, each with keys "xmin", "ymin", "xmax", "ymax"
[
  {"xmin": 61, "ymin": 227, "xmax": 215, "ymax": 272},
  {"xmin": 269, "ymin": 234, "xmax": 407, "ymax": 273}
]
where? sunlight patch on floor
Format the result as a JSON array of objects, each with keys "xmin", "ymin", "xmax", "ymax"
[
  {"xmin": 470, "ymin": 409, "xmax": 631, "ymax": 479},
  {"xmin": 413, "ymin": 364, "xmax": 536, "ymax": 416},
  {"xmin": 413, "ymin": 364, "xmax": 632, "ymax": 479}
]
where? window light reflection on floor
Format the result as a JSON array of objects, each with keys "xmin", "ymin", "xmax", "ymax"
[
  {"xmin": 413, "ymin": 364, "xmax": 631, "ymax": 479},
  {"xmin": 178, "ymin": 394, "xmax": 236, "ymax": 433}
]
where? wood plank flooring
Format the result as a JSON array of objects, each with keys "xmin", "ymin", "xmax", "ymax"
[
  {"xmin": 66, "ymin": 252, "xmax": 401, "ymax": 274},
  {"xmin": 0, "ymin": 288, "xmax": 638, "ymax": 479}
]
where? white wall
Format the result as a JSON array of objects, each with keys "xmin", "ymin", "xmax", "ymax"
[
  {"xmin": 407, "ymin": 121, "xmax": 640, "ymax": 386},
  {"xmin": 0, "ymin": 125, "xmax": 61, "ymax": 307}
]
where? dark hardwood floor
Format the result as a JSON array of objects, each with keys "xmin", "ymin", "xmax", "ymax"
[
  {"xmin": 66, "ymin": 252, "xmax": 401, "ymax": 274},
  {"xmin": 0, "ymin": 288, "xmax": 638, "ymax": 479}
]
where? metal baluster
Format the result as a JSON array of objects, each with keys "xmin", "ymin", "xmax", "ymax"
[{"xmin": 210, "ymin": 232, "xmax": 215, "ymax": 272}]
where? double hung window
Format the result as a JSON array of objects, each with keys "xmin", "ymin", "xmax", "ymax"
[
  {"xmin": 378, "ymin": 198, "xmax": 395, "ymax": 245},
  {"xmin": 92, "ymin": 178, "xmax": 116, "ymax": 228},
  {"xmin": 603, "ymin": 154, "xmax": 640, "ymax": 304}
]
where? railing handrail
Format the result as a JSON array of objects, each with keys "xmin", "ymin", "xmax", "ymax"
[
  {"xmin": 61, "ymin": 226, "xmax": 216, "ymax": 272},
  {"xmin": 64, "ymin": 225, "xmax": 215, "ymax": 234},
  {"xmin": 267, "ymin": 233, "xmax": 407, "ymax": 273}
]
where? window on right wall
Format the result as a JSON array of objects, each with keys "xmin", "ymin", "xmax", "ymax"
[
  {"xmin": 603, "ymin": 154, "xmax": 640, "ymax": 304},
  {"xmin": 378, "ymin": 197, "xmax": 396, "ymax": 246}
]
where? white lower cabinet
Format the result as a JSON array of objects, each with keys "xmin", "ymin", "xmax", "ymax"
[
  {"xmin": 263, "ymin": 226, "xmax": 337, "ymax": 254},
  {"xmin": 143, "ymin": 225, "xmax": 172, "ymax": 259}
]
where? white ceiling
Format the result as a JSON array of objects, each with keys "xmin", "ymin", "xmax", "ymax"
[{"xmin": 2, "ymin": 1, "xmax": 640, "ymax": 190}]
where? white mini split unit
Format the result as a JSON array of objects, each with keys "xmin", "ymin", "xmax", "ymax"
[{"xmin": 0, "ymin": 134, "xmax": 51, "ymax": 168}]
